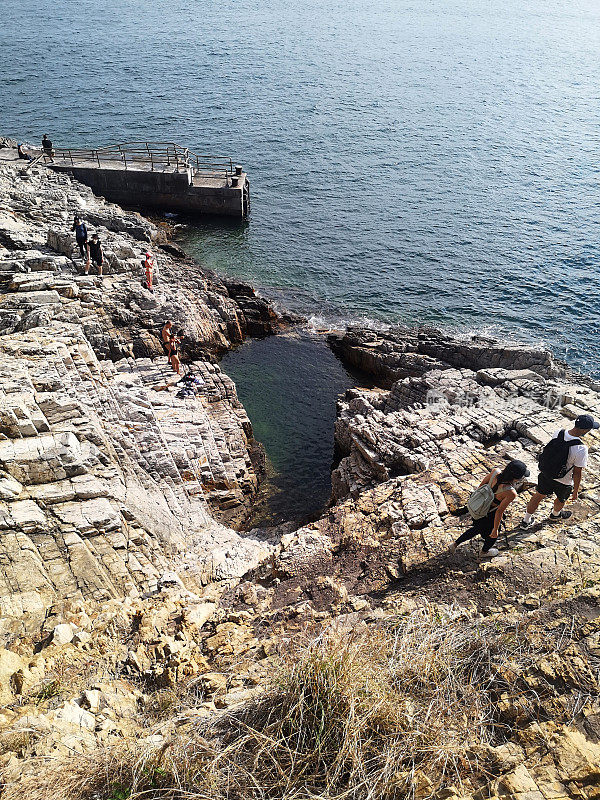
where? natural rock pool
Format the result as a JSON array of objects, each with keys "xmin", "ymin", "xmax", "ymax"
[{"xmin": 220, "ymin": 331, "xmax": 359, "ymax": 528}]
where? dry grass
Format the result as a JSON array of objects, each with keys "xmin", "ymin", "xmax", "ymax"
[{"xmin": 3, "ymin": 607, "xmax": 554, "ymax": 800}]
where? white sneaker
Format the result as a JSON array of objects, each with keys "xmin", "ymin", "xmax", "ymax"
[
  {"xmin": 520, "ymin": 517, "xmax": 535, "ymax": 529},
  {"xmin": 482, "ymin": 547, "xmax": 500, "ymax": 558}
]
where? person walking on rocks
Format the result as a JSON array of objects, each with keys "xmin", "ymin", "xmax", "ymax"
[
  {"xmin": 41, "ymin": 134, "xmax": 54, "ymax": 162},
  {"xmin": 521, "ymin": 414, "xmax": 599, "ymax": 528},
  {"xmin": 72, "ymin": 215, "xmax": 88, "ymax": 260},
  {"xmin": 86, "ymin": 233, "xmax": 104, "ymax": 276},
  {"xmin": 450, "ymin": 460, "xmax": 530, "ymax": 558},
  {"xmin": 144, "ymin": 251, "xmax": 155, "ymax": 291}
]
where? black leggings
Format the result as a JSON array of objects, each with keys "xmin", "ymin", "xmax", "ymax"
[
  {"xmin": 455, "ymin": 514, "xmax": 498, "ymax": 553},
  {"xmin": 77, "ymin": 239, "xmax": 87, "ymax": 258}
]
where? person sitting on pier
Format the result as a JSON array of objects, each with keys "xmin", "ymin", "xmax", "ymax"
[
  {"xmin": 144, "ymin": 250, "xmax": 155, "ymax": 291},
  {"xmin": 71, "ymin": 215, "xmax": 88, "ymax": 259},
  {"xmin": 17, "ymin": 143, "xmax": 32, "ymax": 161},
  {"xmin": 85, "ymin": 233, "xmax": 104, "ymax": 277},
  {"xmin": 41, "ymin": 134, "xmax": 54, "ymax": 162}
]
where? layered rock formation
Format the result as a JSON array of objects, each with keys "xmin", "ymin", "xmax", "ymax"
[
  {"xmin": 0, "ymin": 147, "xmax": 275, "ymax": 635},
  {"xmin": 259, "ymin": 325, "xmax": 600, "ymax": 602},
  {"xmin": 235, "ymin": 326, "xmax": 600, "ymax": 800},
  {"xmin": 0, "ymin": 143, "xmax": 599, "ymax": 800}
]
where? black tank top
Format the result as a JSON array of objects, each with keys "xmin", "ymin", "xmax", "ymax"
[{"xmin": 489, "ymin": 480, "xmax": 512, "ymax": 512}]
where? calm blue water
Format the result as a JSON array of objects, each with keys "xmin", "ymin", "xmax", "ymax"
[{"xmin": 2, "ymin": 0, "xmax": 600, "ymax": 374}]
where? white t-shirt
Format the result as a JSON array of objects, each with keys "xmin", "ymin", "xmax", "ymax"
[{"xmin": 552, "ymin": 429, "xmax": 588, "ymax": 485}]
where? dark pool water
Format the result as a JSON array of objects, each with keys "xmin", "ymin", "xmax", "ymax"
[{"xmin": 220, "ymin": 332, "xmax": 358, "ymax": 526}]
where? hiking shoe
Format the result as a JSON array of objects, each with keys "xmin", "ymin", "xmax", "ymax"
[
  {"xmin": 549, "ymin": 510, "xmax": 572, "ymax": 522},
  {"xmin": 520, "ymin": 517, "xmax": 535, "ymax": 529},
  {"xmin": 482, "ymin": 548, "xmax": 500, "ymax": 558}
]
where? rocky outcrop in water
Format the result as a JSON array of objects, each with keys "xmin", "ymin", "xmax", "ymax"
[{"xmin": 328, "ymin": 325, "xmax": 559, "ymax": 385}]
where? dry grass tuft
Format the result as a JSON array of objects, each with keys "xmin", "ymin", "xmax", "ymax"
[{"xmin": 3, "ymin": 607, "xmax": 555, "ymax": 800}]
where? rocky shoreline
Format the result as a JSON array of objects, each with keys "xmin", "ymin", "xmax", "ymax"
[{"xmin": 0, "ymin": 141, "xmax": 599, "ymax": 799}]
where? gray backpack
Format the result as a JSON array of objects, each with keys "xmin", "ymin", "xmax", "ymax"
[{"xmin": 466, "ymin": 482, "xmax": 495, "ymax": 519}]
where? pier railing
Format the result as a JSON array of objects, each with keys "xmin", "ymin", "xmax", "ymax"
[{"xmin": 50, "ymin": 141, "xmax": 235, "ymax": 179}]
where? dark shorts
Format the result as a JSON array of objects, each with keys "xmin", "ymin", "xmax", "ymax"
[{"xmin": 537, "ymin": 473, "xmax": 572, "ymax": 502}]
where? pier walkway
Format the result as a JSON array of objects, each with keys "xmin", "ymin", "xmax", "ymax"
[{"xmin": 45, "ymin": 142, "xmax": 249, "ymax": 218}]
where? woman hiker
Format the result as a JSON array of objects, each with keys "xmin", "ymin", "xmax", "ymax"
[{"xmin": 449, "ymin": 459, "xmax": 530, "ymax": 558}]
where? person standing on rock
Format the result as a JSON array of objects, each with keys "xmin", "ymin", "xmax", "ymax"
[
  {"xmin": 521, "ymin": 414, "xmax": 599, "ymax": 528},
  {"xmin": 162, "ymin": 321, "xmax": 173, "ymax": 347},
  {"xmin": 72, "ymin": 215, "xmax": 88, "ymax": 260},
  {"xmin": 144, "ymin": 251, "xmax": 155, "ymax": 291},
  {"xmin": 168, "ymin": 331, "xmax": 181, "ymax": 374},
  {"xmin": 41, "ymin": 134, "xmax": 54, "ymax": 162},
  {"xmin": 450, "ymin": 460, "xmax": 530, "ymax": 558},
  {"xmin": 86, "ymin": 233, "xmax": 104, "ymax": 277}
]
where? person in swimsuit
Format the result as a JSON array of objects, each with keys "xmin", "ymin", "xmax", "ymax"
[
  {"xmin": 168, "ymin": 332, "xmax": 181, "ymax": 374},
  {"xmin": 449, "ymin": 459, "xmax": 530, "ymax": 557},
  {"xmin": 162, "ymin": 321, "xmax": 173, "ymax": 350},
  {"xmin": 144, "ymin": 251, "xmax": 155, "ymax": 291}
]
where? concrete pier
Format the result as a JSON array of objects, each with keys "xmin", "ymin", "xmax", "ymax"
[{"xmin": 46, "ymin": 142, "xmax": 250, "ymax": 219}]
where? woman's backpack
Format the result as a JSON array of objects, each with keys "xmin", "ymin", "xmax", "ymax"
[{"xmin": 466, "ymin": 482, "xmax": 496, "ymax": 519}]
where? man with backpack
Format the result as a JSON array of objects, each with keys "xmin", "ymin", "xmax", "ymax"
[{"xmin": 521, "ymin": 414, "xmax": 599, "ymax": 528}]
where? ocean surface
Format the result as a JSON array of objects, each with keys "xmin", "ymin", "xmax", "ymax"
[{"xmin": 2, "ymin": 0, "xmax": 600, "ymax": 521}]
